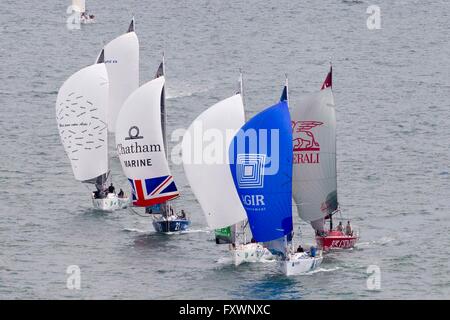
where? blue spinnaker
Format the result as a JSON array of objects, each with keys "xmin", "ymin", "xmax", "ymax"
[{"xmin": 229, "ymin": 100, "xmax": 293, "ymax": 242}]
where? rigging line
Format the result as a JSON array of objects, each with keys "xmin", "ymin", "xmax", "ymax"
[{"xmin": 128, "ymin": 206, "xmax": 153, "ymax": 218}]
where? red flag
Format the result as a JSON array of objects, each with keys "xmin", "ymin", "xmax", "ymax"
[{"xmin": 321, "ymin": 66, "xmax": 332, "ymax": 90}]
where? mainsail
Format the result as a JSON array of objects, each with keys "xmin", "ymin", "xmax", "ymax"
[
  {"xmin": 291, "ymin": 67, "xmax": 337, "ymax": 229},
  {"xmin": 99, "ymin": 18, "xmax": 139, "ymax": 132},
  {"xmin": 56, "ymin": 63, "xmax": 109, "ymax": 182},
  {"xmin": 115, "ymin": 76, "xmax": 179, "ymax": 206},
  {"xmin": 182, "ymin": 94, "xmax": 247, "ymax": 229},
  {"xmin": 229, "ymin": 98, "xmax": 293, "ymax": 243},
  {"xmin": 72, "ymin": 0, "xmax": 86, "ymax": 13}
]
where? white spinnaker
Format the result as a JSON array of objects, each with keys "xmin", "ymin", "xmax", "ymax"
[
  {"xmin": 115, "ymin": 77, "xmax": 172, "ymax": 181},
  {"xmin": 291, "ymin": 87, "xmax": 337, "ymax": 222},
  {"xmin": 181, "ymin": 94, "xmax": 247, "ymax": 229},
  {"xmin": 56, "ymin": 64, "xmax": 109, "ymax": 182},
  {"xmin": 72, "ymin": 0, "xmax": 86, "ymax": 12},
  {"xmin": 102, "ymin": 31, "xmax": 139, "ymax": 132}
]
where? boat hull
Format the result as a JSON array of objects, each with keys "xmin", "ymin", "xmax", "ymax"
[
  {"xmin": 92, "ymin": 194, "xmax": 129, "ymax": 212},
  {"xmin": 231, "ymin": 243, "xmax": 274, "ymax": 266},
  {"xmin": 80, "ymin": 17, "xmax": 95, "ymax": 24},
  {"xmin": 152, "ymin": 219, "xmax": 190, "ymax": 233},
  {"xmin": 280, "ymin": 252, "xmax": 323, "ymax": 276},
  {"xmin": 315, "ymin": 230, "xmax": 358, "ymax": 251}
]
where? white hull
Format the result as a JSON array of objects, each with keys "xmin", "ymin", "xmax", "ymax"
[
  {"xmin": 92, "ymin": 193, "xmax": 130, "ymax": 211},
  {"xmin": 231, "ymin": 243, "xmax": 274, "ymax": 266},
  {"xmin": 279, "ymin": 252, "xmax": 323, "ymax": 276}
]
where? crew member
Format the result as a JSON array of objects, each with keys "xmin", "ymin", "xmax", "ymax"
[
  {"xmin": 345, "ymin": 221, "xmax": 353, "ymax": 236},
  {"xmin": 108, "ymin": 183, "xmax": 115, "ymax": 194}
]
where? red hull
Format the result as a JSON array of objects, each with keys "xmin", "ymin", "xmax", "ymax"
[{"xmin": 316, "ymin": 230, "xmax": 358, "ymax": 251}]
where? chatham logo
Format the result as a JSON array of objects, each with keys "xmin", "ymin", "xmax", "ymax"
[
  {"xmin": 117, "ymin": 126, "xmax": 162, "ymax": 168},
  {"xmin": 125, "ymin": 126, "xmax": 143, "ymax": 140},
  {"xmin": 236, "ymin": 154, "xmax": 266, "ymax": 189}
]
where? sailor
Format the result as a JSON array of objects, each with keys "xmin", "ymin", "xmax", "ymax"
[
  {"xmin": 180, "ymin": 210, "xmax": 186, "ymax": 219},
  {"xmin": 118, "ymin": 189, "xmax": 124, "ymax": 198},
  {"xmin": 345, "ymin": 221, "xmax": 353, "ymax": 236},
  {"xmin": 310, "ymin": 246, "xmax": 317, "ymax": 257},
  {"xmin": 296, "ymin": 245, "xmax": 304, "ymax": 253},
  {"xmin": 108, "ymin": 183, "xmax": 115, "ymax": 194},
  {"xmin": 337, "ymin": 221, "xmax": 344, "ymax": 232}
]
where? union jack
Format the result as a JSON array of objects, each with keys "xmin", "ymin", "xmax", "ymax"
[{"xmin": 128, "ymin": 175, "xmax": 179, "ymax": 207}]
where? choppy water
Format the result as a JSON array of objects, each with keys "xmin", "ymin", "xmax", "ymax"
[{"xmin": 1, "ymin": 0, "xmax": 449, "ymax": 299}]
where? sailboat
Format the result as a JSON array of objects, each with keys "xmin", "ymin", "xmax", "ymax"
[
  {"xmin": 71, "ymin": 0, "xmax": 95, "ymax": 24},
  {"xmin": 97, "ymin": 18, "xmax": 139, "ymax": 133},
  {"xmin": 182, "ymin": 72, "xmax": 272, "ymax": 265},
  {"xmin": 115, "ymin": 59, "xmax": 190, "ymax": 233},
  {"xmin": 291, "ymin": 65, "xmax": 358, "ymax": 250},
  {"xmin": 228, "ymin": 78, "xmax": 322, "ymax": 275},
  {"xmin": 56, "ymin": 61, "xmax": 125, "ymax": 211}
]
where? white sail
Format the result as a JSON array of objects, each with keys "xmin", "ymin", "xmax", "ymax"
[
  {"xmin": 101, "ymin": 27, "xmax": 139, "ymax": 132},
  {"xmin": 181, "ymin": 94, "xmax": 247, "ymax": 229},
  {"xmin": 291, "ymin": 87, "xmax": 337, "ymax": 223},
  {"xmin": 72, "ymin": 0, "xmax": 85, "ymax": 12},
  {"xmin": 56, "ymin": 63, "xmax": 109, "ymax": 182},
  {"xmin": 115, "ymin": 76, "xmax": 179, "ymax": 206}
]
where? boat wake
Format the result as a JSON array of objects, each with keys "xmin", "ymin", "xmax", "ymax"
[
  {"xmin": 122, "ymin": 227, "xmax": 150, "ymax": 233},
  {"xmin": 163, "ymin": 228, "xmax": 210, "ymax": 235},
  {"xmin": 356, "ymin": 236, "xmax": 395, "ymax": 249},
  {"xmin": 216, "ymin": 256, "xmax": 233, "ymax": 265},
  {"xmin": 305, "ymin": 266, "xmax": 340, "ymax": 275},
  {"xmin": 123, "ymin": 227, "xmax": 209, "ymax": 235}
]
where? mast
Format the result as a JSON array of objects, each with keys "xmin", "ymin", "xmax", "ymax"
[
  {"xmin": 154, "ymin": 54, "xmax": 170, "ymax": 217},
  {"xmin": 281, "ymin": 74, "xmax": 292, "ymax": 252},
  {"xmin": 128, "ymin": 16, "xmax": 135, "ymax": 33},
  {"xmin": 95, "ymin": 49, "xmax": 108, "ymax": 189},
  {"xmin": 331, "ymin": 60, "xmax": 336, "ymax": 232},
  {"xmin": 161, "ymin": 54, "xmax": 168, "ymax": 158},
  {"xmin": 234, "ymin": 70, "xmax": 244, "ymax": 245},
  {"xmin": 324, "ymin": 60, "xmax": 335, "ymax": 232}
]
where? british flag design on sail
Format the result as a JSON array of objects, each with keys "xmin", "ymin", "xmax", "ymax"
[{"xmin": 128, "ymin": 175, "xmax": 179, "ymax": 206}]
